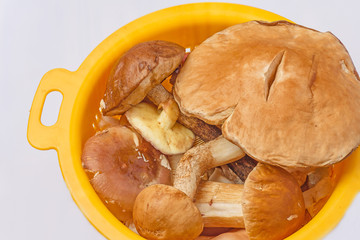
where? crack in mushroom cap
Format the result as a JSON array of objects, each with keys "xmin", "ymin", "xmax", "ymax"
[{"xmin": 173, "ymin": 20, "xmax": 360, "ymax": 167}]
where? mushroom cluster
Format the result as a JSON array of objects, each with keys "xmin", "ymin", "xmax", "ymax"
[{"xmin": 81, "ymin": 21, "xmax": 360, "ymax": 240}]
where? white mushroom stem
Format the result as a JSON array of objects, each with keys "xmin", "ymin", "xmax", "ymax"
[
  {"xmin": 174, "ymin": 136, "xmax": 245, "ymax": 198},
  {"xmin": 195, "ymin": 181, "xmax": 245, "ymax": 228},
  {"xmin": 157, "ymin": 98, "xmax": 180, "ymax": 129}
]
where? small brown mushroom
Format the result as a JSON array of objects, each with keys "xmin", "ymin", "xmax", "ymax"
[
  {"xmin": 102, "ymin": 40, "xmax": 185, "ymax": 115},
  {"xmin": 133, "ymin": 184, "xmax": 203, "ymax": 240},
  {"xmin": 242, "ymin": 163, "xmax": 305, "ymax": 240}
]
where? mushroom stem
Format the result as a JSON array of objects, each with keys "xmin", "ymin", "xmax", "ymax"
[
  {"xmin": 157, "ymin": 98, "xmax": 179, "ymax": 129},
  {"xmin": 174, "ymin": 136, "xmax": 245, "ymax": 198},
  {"xmin": 195, "ymin": 181, "xmax": 245, "ymax": 228},
  {"xmin": 147, "ymin": 84, "xmax": 222, "ymax": 141}
]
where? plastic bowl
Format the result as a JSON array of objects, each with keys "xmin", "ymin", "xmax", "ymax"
[{"xmin": 27, "ymin": 3, "xmax": 360, "ymax": 240}]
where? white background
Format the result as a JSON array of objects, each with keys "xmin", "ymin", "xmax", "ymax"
[{"xmin": 1, "ymin": 0, "xmax": 359, "ymax": 239}]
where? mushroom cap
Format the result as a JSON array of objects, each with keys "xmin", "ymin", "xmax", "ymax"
[
  {"xmin": 173, "ymin": 20, "xmax": 360, "ymax": 167},
  {"xmin": 81, "ymin": 126, "xmax": 171, "ymax": 224},
  {"xmin": 241, "ymin": 163, "xmax": 305, "ymax": 240},
  {"xmin": 133, "ymin": 184, "xmax": 203, "ymax": 240},
  {"xmin": 103, "ymin": 40, "xmax": 185, "ymax": 115}
]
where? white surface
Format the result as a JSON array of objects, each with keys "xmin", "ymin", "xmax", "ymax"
[{"xmin": 1, "ymin": 0, "xmax": 359, "ymax": 239}]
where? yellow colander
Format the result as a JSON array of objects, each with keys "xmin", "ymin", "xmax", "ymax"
[{"xmin": 27, "ymin": 3, "xmax": 360, "ymax": 240}]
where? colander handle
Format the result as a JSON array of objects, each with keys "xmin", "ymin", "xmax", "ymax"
[{"xmin": 27, "ymin": 68, "xmax": 81, "ymax": 151}]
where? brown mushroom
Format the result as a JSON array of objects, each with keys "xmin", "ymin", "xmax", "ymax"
[
  {"xmin": 133, "ymin": 184, "xmax": 203, "ymax": 240},
  {"xmin": 242, "ymin": 163, "xmax": 305, "ymax": 240},
  {"xmin": 173, "ymin": 20, "xmax": 360, "ymax": 168},
  {"xmin": 81, "ymin": 126, "xmax": 171, "ymax": 225},
  {"xmin": 102, "ymin": 40, "xmax": 185, "ymax": 115}
]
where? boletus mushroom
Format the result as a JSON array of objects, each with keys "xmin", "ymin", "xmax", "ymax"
[
  {"xmin": 102, "ymin": 40, "xmax": 185, "ymax": 115},
  {"xmin": 133, "ymin": 184, "xmax": 203, "ymax": 240},
  {"xmin": 81, "ymin": 126, "xmax": 171, "ymax": 225},
  {"xmin": 242, "ymin": 163, "xmax": 305, "ymax": 240},
  {"xmin": 173, "ymin": 20, "xmax": 360, "ymax": 168}
]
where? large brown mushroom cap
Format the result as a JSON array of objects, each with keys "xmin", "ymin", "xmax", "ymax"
[
  {"xmin": 174, "ymin": 20, "xmax": 360, "ymax": 167},
  {"xmin": 103, "ymin": 40, "xmax": 185, "ymax": 115},
  {"xmin": 241, "ymin": 163, "xmax": 305, "ymax": 240},
  {"xmin": 133, "ymin": 184, "xmax": 203, "ymax": 240}
]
